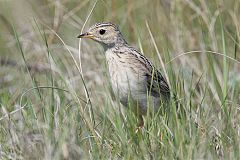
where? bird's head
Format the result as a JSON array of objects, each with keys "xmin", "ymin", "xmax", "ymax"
[{"xmin": 77, "ymin": 22, "xmax": 126, "ymax": 47}]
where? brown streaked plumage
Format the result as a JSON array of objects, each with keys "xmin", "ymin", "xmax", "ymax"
[{"xmin": 78, "ymin": 22, "xmax": 170, "ymax": 127}]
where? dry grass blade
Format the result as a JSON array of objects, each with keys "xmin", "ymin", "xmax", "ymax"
[{"xmin": 145, "ymin": 21, "xmax": 170, "ymax": 87}]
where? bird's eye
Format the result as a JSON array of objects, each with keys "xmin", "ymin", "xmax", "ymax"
[{"xmin": 99, "ymin": 29, "xmax": 106, "ymax": 35}]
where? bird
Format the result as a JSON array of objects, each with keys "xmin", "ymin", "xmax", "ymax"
[{"xmin": 77, "ymin": 22, "xmax": 170, "ymax": 127}]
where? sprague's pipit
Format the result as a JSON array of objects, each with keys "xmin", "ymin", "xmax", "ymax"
[{"xmin": 78, "ymin": 22, "xmax": 170, "ymax": 127}]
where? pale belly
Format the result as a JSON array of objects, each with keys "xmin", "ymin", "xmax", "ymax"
[
  {"xmin": 106, "ymin": 52, "xmax": 161, "ymax": 114},
  {"xmin": 108, "ymin": 58, "xmax": 140, "ymax": 100}
]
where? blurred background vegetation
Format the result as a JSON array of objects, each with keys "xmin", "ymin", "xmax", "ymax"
[{"xmin": 0, "ymin": 0, "xmax": 240, "ymax": 159}]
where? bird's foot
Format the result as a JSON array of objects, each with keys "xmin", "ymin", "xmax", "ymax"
[{"xmin": 135, "ymin": 116, "xmax": 144, "ymax": 133}]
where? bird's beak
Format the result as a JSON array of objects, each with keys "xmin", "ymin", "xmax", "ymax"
[{"xmin": 77, "ymin": 32, "xmax": 94, "ymax": 38}]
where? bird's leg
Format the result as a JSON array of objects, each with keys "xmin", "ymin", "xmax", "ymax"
[
  {"xmin": 135, "ymin": 115, "xmax": 144, "ymax": 133},
  {"xmin": 138, "ymin": 115, "xmax": 144, "ymax": 128}
]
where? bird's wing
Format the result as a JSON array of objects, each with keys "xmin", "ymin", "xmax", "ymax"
[
  {"xmin": 124, "ymin": 46, "xmax": 170, "ymax": 98},
  {"xmin": 145, "ymin": 68, "xmax": 170, "ymax": 99}
]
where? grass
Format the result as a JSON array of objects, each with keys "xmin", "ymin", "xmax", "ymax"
[{"xmin": 0, "ymin": 0, "xmax": 240, "ymax": 159}]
